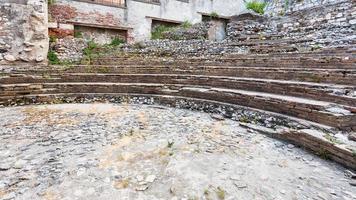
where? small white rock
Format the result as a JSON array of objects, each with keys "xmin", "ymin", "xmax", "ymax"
[
  {"xmin": 4, "ymin": 54, "xmax": 16, "ymax": 62},
  {"xmin": 145, "ymin": 175, "xmax": 156, "ymax": 183}
]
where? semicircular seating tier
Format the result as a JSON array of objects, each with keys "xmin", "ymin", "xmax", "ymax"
[{"xmin": 1, "ymin": 48, "xmax": 356, "ymax": 169}]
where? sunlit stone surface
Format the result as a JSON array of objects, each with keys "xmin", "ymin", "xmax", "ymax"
[{"xmin": 0, "ymin": 104, "xmax": 355, "ymax": 200}]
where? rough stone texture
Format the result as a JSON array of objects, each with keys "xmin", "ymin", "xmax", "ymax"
[
  {"xmin": 50, "ymin": 0, "xmax": 246, "ymax": 42},
  {"xmin": 122, "ymin": 39, "xmax": 246, "ymax": 58},
  {"xmin": 0, "ymin": 103, "xmax": 355, "ymax": 199},
  {"xmin": 74, "ymin": 25, "xmax": 127, "ymax": 44},
  {"xmin": 0, "ymin": 0, "xmax": 48, "ymax": 64},
  {"xmin": 265, "ymin": 0, "xmax": 348, "ymax": 16},
  {"xmin": 116, "ymin": 0, "xmax": 355, "ymax": 58},
  {"xmin": 228, "ymin": 0, "xmax": 356, "ymax": 50},
  {"xmin": 50, "ymin": 0, "xmax": 355, "ymax": 62},
  {"xmin": 50, "ymin": 38, "xmax": 88, "ymax": 62},
  {"xmin": 161, "ymin": 22, "xmax": 210, "ymax": 40}
]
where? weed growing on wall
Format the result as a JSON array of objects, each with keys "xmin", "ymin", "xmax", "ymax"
[
  {"xmin": 245, "ymin": 0, "xmax": 267, "ymax": 15},
  {"xmin": 47, "ymin": 50, "xmax": 60, "ymax": 64},
  {"xmin": 110, "ymin": 37, "xmax": 125, "ymax": 46},
  {"xmin": 209, "ymin": 12, "xmax": 219, "ymax": 18},
  {"xmin": 151, "ymin": 25, "xmax": 173, "ymax": 40},
  {"xmin": 82, "ymin": 40, "xmax": 98, "ymax": 64},
  {"xmin": 74, "ymin": 31, "xmax": 83, "ymax": 38},
  {"xmin": 48, "ymin": 0, "xmax": 56, "ymax": 6},
  {"xmin": 151, "ymin": 21, "xmax": 193, "ymax": 40},
  {"xmin": 181, "ymin": 20, "xmax": 192, "ymax": 29}
]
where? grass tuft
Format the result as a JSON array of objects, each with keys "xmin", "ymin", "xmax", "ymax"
[{"xmin": 245, "ymin": 0, "xmax": 267, "ymax": 15}]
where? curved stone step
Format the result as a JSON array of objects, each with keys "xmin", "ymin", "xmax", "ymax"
[
  {"xmin": 4, "ymin": 66, "xmax": 356, "ymax": 85},
  {"xmin": 91, "ymin": 56, "xmax": 356, "ymax": 69},
  {"xmin": 1, "ymin": 82, "xmax": 355, "ymax": 130},
  {"xmin": 1, "ymin": 74, "xmax": 355, "ymax": 106}
]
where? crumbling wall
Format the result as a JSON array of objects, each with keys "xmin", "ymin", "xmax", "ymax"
[
  {"xmin": 121, "ymin": 0, "xmax": 355, "ymax": 57},
  {"xmin": 227, "ymin": 0, "xmax": 355, "ymax": 50},
  {"xmin": 50, "ymin": 38, "xmax": 88, "ymax": 62},
  {"xmin": 0, "ymin": 0, "xmax": 48, "ymax": 64},
  {"xmin": 49, "ymin": 0, "xmax": 245, "ymax": 42},
  {"xmin": 265, "ymin": 0, "xmax": 350, "ymax": 16},
  {"xmin": 48, "ymin": 0, "xmax": 132, "ymax": 42},
  {"xmin": 160, "ymin": 22, "xmax": 210, "ymax": 40}
]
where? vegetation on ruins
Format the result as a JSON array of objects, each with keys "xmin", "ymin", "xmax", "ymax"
[
  {"xmin": 110, "ymin": 37, "xmax": 125, "ymax": 46},
  {"xmin": 216, "ymin": 187, "xmax": 226, "ymax": 200},
  {"xmin": 151, "ymin": 25, "xmax": 174, "ymax": 40},
  {"xmin": 48, "ymin": 0, "xmax": 55, "ymax": 6},
  {"xmin": 181, "ymin": 20, "xmax": 193, "ymax": 29},
  {"xmin": 80, "ymin": 38, "xmax": 124, "ymax": 64},
  {"xmin": 209, "ymin": 12, "xmax": 219, "ymax": 18},
  {"xmin": 74, "ymin": 31, "xmax": 83, "ymax": 38},
  {"xmin": 49, "ymin": 35, "xmax": 57, "ymax": 43},
  {"xmin": 82, "ymin": 40, "xmax": 99, "ymax": 64},
  {"xmin": 47, "ymin": 50, "xmax": 60, "ymax": 64},
  {"xmin": 245, "ymin": 0, "xmax": 267, "ymax": 15},
  {"xmin": 151, "ymin": 20, "xmax": 193, "ymax": 40}
]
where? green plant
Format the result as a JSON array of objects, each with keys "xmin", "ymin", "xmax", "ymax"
[
  {"xmin": 110, "ymin": 37, "xmax": 124, "ymax": 46},
  {"xmin": 47, "ymin": 50, "xmax": 60, "ymax": 65},
  {"xmin": 245, "ymin": 1, "xmax": 267, "ymax": 15},
  {"xmin": 216, "ymin": 187, "xmax": 225, "ymax": 200},
  {"xmin": 74, "ymin": 31, "xmax": 83, "ymax": 38},
  {"xmin": 204, "ymin": 189, "xmax": 209, "ymax": 195},
  {"xmin": 318, "ymin": 149, "xmax": 331, "ymax": 160},
  {"xmin": 239, "ymin": 116, "xmax": 250, "ymax": 123},
  {"xmin": 49, "ymin": 35, "xmax": 57, "ymax": 43},
  {"xmin": 151, "ymin": 25, "xmax": 173, "ymax": 40},
  {"xmin": 181, "ymin": 20, "xmax": 192, "ymax": 29},
  {"xmin": 209, "ymin": 12, "xmax": 219, "ymax": 18},
  {"xmin": 82, "ymin": 40, "xmax": 98, "ymax": 64},
  {"xmin": 48, "ymin": 0, "xmax": 56, "ymax": 5},
  {"xmin": 167, "ymin": 140, "xmax": 174, "ymax": 148},
  {"xmin": 284, "ymin": 0, "xmax": 289, "ymax": 9},
  {"xmin": 324, "ymin": 133, "xmax": 342, "ymax": 144}
]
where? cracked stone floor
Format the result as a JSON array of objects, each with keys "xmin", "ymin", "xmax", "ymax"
[{"xmin": 0, "ymin": 103, "xmax": 355, "ymax": 200}]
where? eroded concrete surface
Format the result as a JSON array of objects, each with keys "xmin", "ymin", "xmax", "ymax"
[{"xmin": 0, "ymin": 103, "xmax": 355, "ymax": 200}]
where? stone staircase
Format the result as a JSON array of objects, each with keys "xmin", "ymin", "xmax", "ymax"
[{"xmin": 1, "ymin": 49, "xmax": 356, "ymax": 168}]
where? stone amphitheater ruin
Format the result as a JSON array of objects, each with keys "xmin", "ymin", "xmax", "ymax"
[{"xmin": 0, "ymin": 0, "xmax": 356, "ymax": 199}]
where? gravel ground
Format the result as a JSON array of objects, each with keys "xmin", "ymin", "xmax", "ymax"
[{"xmin": 0, "ymin": 103, "xmax": 355, "ymax": 200}]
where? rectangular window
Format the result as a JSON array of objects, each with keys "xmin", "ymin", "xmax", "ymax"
[{"xmin": 75, "ymin": 0, "xmax": 126, "ymax": 7}]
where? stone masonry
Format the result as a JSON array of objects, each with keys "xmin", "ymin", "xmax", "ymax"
[{"xmin": 0, "ymin": 0, "xmax": 48, "ymax": 64}]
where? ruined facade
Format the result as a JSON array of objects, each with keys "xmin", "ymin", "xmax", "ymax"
[
  {"xmin": 48, "ymin": 0, "xmax": 245, "ymax": 43},
  {"xmin": 0, "ymin": 0, "xmax": 246, "ymax": 64}
]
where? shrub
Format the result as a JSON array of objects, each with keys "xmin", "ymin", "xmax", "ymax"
[
  {"xmin": 245, "ymin": 0, "xmax": 267, "ymax": 15},
  {"xmin": 151, "ymin": 25, "xmax": 173, "ymax": 40},
  {"xmin": 110, "ymin": 37, "xmax": 124, "ymax": 46},
  {"xmin": 47, "ymin": 50, "xmax": 60, "ymax": 65},
  {"xmin": 74, "ymin": 31, "xmax": 83, "ymax": 38},
  {"xmin": 48, "ymin": 0, "xmax": 55, "ymax": 6},
  {"xmin": 82, "ymin": 40, "xmax": 99, "ymax": 64},
  {"xmin": 209, "ymin": 12, "xmax": 219, "ymax": 18},
  {"xmin": 49, "ymin": 35, "xmax": 57, "ymax": 43}
]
